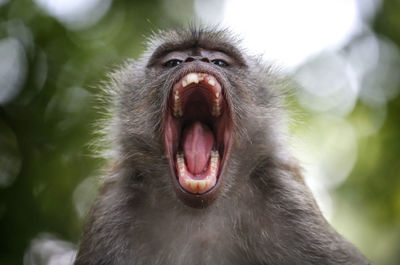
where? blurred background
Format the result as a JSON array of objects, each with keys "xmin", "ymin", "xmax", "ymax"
[{"xmin": 0, "ymin": 0, "xmax": 399, "ymax": 264}]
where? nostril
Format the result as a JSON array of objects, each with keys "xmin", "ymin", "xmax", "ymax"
[{"xmin": 185, "ymin": 56, "xmax": 210, "ymax": 63}]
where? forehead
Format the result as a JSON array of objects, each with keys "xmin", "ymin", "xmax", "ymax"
[
  {"xmin": 146, "ymin": 29, "xmax": 246, "ymax": 67},
  {"xmin": 162, "ymin": 48, "xmax": 230, "ymax": 58}
]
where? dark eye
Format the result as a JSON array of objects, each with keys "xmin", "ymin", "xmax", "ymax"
[
  {"xmin": 212, "ymin": 59, "xmax": 229, "ymax": 67},
  {"xmin": 164, "ymin": 59, "xmax": 182, "ymax": 68}
]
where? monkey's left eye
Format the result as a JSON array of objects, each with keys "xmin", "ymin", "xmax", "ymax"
[
  {"xmin": 211, "ymin": 59, "xmax": 229, "ymax": 67},
  {"xmin": 164, "ymin": 59, "xmax": 183, "ymax": 68}
]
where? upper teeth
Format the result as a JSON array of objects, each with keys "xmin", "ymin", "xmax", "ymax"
[
  {"xmin": 183, "ymin": 73, "xmax": 200, "ymax": 87},
  {"xmin": 173, "ymin": 91, "xmax": 183, "ymax": 117},
  {"xmin": 173, "ymin": 73, "xmax": 221, "ymax": 118},
  {"xmin": 208, "ymin": 79, "xmax": 216, "ymax": 86}
]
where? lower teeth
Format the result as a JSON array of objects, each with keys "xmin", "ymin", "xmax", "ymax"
[{"xmin": 176, "ymin": 150, "xmax": 220, "ymax": 193}]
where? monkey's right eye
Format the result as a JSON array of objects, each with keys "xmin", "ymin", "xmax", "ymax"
[
  {"xmin": 211, "ymin": 59, "xmax": 229, "ymax": 67},
  {"xmin": 164, "ymin": 59, "xmax": 183, "ymax": 68}
]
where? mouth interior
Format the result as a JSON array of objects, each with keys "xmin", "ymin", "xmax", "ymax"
[{"xmin": 165, "ymin": 73, "xmax": 232, "ymax": 194}]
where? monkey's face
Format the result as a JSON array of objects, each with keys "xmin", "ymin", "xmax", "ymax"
[{"xmin": 147, "ymin": 44, "xmax": 245, "ymax": 208}]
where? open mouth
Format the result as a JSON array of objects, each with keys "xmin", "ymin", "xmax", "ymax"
[{"xmin": 164, "ymin": 72, "xmax": 233, "ymax": 199}]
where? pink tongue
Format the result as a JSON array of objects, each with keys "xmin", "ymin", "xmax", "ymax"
[{"xmin": 182, "ymin": 121, "xmax": 215, "ymax": 175}]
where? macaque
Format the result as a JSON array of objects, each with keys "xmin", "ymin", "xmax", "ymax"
[{"xmin": 74, "ymin": 28, "xmax": 369, "ymax": 265}]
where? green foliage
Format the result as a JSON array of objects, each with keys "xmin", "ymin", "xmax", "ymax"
[{"xmin": 0, "ymin": 0, "xmax": 188, "ymax": 263}]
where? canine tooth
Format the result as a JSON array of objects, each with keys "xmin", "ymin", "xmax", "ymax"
[
  {"xmin": 186, "ymin": 73, "xmax": 199, "ymax": 85},
  {"xmin": 208, "ymin": 79, "xmax": 216, "ymax": 86},
  {"xmin": 182, "ymin": 80, "xmax": 188, "ymax": 87},
  {"xmin": 177, "ymin": 153, "xmax": 185, "ymax": 172},
  {"xmin": 173, "ymin": 92, "xmax": 182, "ymax": 117}
]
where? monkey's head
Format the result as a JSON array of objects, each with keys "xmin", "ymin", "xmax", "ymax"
[{"xmin": 112, "ymin": 28, "xmax": 282, "ymax": 209}]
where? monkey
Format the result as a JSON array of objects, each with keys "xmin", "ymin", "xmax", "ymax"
[{"xmin": 74, "ymin": 27, "xmax": 370, "ymax": 265}]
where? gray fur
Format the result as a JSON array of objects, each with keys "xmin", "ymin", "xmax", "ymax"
[{"xmin": 74, "ymin": 27, "xmax": 369, "ymax": 265}]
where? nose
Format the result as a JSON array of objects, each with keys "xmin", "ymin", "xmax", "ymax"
[{"xmin": 184, "ymin": 56, "xmax": 210, "ymax": 63}]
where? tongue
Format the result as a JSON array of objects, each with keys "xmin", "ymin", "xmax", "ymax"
[{"xmin": 182, "ymin": 121, "xmax": 215, "ymax": 175}]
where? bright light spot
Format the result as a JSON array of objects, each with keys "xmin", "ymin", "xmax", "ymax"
[
  {"xmin": 0, "ymin": 37, "xmax": 27, "ymax": 104},
  {"xmin": 34, "ymin": 0, "xmax": 112, "ymax": 30},
  {"xmin": 294, "ymin": 52, "xmax": 360, "ymax": 116},
  {"xmin": 24, "ymin": 233, "xmax": 76, "ymax": 265},
  {"xmin": 292, "ymin": 116, "xmax": 358, "ymax": 219},
  {"xmin": 73, "ymin": 176, "xmax": 99, "ymax": 220},
  {"xmin": 352, "ymin": 103, "xmax": 386, "ymax": 138},
  {"xmin": 0, "ymin": 120, "xmax": 21, "ymax": 188},
  {"xmin": 45, "ymin": 86, "xmax": 90, "ymax": 130},
  {"xmin": 346, "ymin": 34, "xmax": 380, "ymax": 84},
  {"xmin": 295, "ymin": 115, "xmax": 358, "ymax": 189},
  {"xmin": 356, "ymin": 0, "xmax": 382, "ymax": 22},
  {"xmin": 33, "ymin": 51, "xmax": 48, "ymax": 92},
  {"xmin": 195, "ymin": 0, "xmax": 362, "ymax": 69},
  {"xmin": 360, "ymin": 37, "xmax": 400, "ymax": 107},
  {"xmin": 194, "ymin": 0, "xmax": 226, "ymax": 26},
  {"xmin": 306, "ymin": 177, "xmax": 333, "ymax": 220},
  {"xmin": 0, "ymin": 0, "xmax": 8, "ymax": 7}
]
